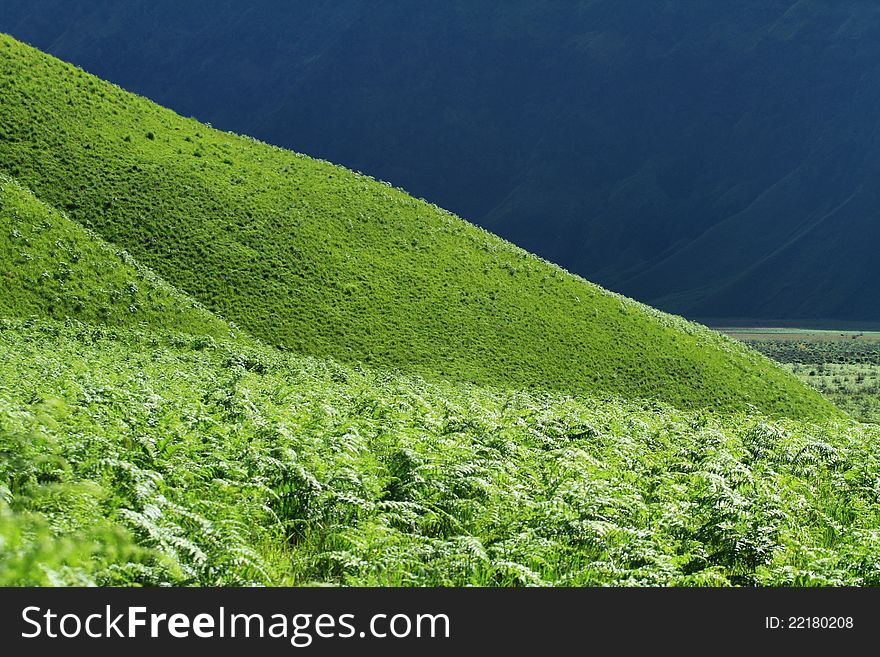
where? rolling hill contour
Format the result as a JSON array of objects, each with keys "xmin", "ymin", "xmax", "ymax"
[
  {"xmin": 3, "ymin": 1, "xmax": 879, "ymax": 322},
  {"xmin": 0, "ymin": 34, "xmax": 836, "ymax": 418}
]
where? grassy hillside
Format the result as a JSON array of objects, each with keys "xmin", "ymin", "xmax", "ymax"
[
  {"xmin": 0, "ymin": 175, "xmax": 230, "ymax": 336},
  {"xmin": 1, "ymin": 320, "xmax": 877, "ymax": 586},
  {"xmin": 0, "ymin": 34, "xmax": 839, "ymax": 418},
  {"xmin": 5, "ymin": 2, "xmax": 880, "ymax": 323}
]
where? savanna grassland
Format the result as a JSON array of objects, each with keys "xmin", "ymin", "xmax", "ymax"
[
  {"xmin": 1, "ymin": 35, "xmax": 875, "ymax": 588},
  {"xmin": 726, "ymin": 329, "xmax": 880, "ymax": 424}
]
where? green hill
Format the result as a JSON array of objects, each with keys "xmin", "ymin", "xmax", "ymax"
[
  {"xmin": 6, "ymin": 2, "xmax": 880, "ymax": 324},
  {"xmin": 0, "ymin": 36, "xmax": 871, "ymax": 589},
  {"xmin": 0, "ymin": 175, "xmax": 230, "ymax": 336},
  {"xmin": 0, "ymin": 34, "xmax": 837, "ymax": 419}
]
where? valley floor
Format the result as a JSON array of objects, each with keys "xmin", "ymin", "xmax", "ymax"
[{"xmin": 724, "ymin": 328, "xmax": 880, "ymax": 424}]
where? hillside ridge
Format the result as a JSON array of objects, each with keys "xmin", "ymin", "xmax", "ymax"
[
  {"xmin": 0, "ymin": 174, "xmax": 231, "ymax": 336},
  {"xmin": 0, "ymin": 33, "xmax": 838, "ymax": 418},
  {"xmin": 3, "ymin": 2, "xmax": 878, "ymax": 321}
]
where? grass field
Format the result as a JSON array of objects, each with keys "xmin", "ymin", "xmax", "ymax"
[
  {"xmin": 721, "ymin": 327, "xmax": 880, "ymax": 342},
  {"xmin": 723, "ymin": 328, "xmax": 880, "ymax": 424},
  {"xmin": 0, "ymin": 176, "xmax": 232, "ymax": 338}
]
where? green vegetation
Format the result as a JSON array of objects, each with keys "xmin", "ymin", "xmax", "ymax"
[
  {"xmin": 3, "ymin": 320, "xmax": 878, "ymax": 586},
  {"xmin": 7, "ymin": 2, "xmax": 878, "ymax": 324},
  {"xmin": 0, "ymin": 33, "xmax": 837, "ymax": 419},
  {"xmin": 0, "ymin": 37, "xmax": 865, "ymax": 588},
  {"xmin": 0, "ymin": 176, "xmax": 231, "ymax": 336},
  {"xmin": 789, "ymin": 363, "xmax": 880, "ymax": 425},
  {"xmin": 731, "ymin": 331, "xmax": 880, "ymax": 424}
]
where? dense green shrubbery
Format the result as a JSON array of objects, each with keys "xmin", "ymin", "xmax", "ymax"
[
  {"xmin": 1, "ymin": 320, "xmax": 876, "ymax": 586},
  {"xmin": 748, "ymin": 338, "xmax": 880, "ymax": 367},
  {"xmin": 0, "ymin": 33, "xmax": 838, "ymax": 419}
]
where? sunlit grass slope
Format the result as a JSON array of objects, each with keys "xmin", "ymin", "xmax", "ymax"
[
  {"xmin": 0, "ymin": 175, "xmax": 230, "ymax": 336},
  {"xmin": 0, "ymin": 34, "xmax": 838, "ymax": 418}
]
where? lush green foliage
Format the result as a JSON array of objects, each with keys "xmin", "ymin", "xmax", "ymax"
[
  {"xmin": 1, "ymin": 320, "xmax": 876, "ymax": 586},
  {"xmin": 742, "ymin": 335, "xmax": 880, "ymax": 367},
  {"xmin": 787, "ymin": 363, "xmax": 880, "ymax": 425},
  {"xmin": 0, "ymin": 34, "xmax": 838, "ymax": 418},
  {"xmin": 0, "ymin": 37, "xmax": 861, "ymax": 589},
  {"xmin": 0, "ymin": 176, "xmax": 231, "ymax": 336}
]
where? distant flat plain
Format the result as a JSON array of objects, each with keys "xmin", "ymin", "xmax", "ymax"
[{"xmin": 722, "ymin": 327, "xmax": 880, "ymax": 423}]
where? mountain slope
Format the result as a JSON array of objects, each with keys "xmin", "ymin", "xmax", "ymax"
[
  {"xmin": 2, "ymin": 2, "xmax": 879, "ymax": 321},
  {"xmin": 0, "ymin": 175, "xmax": 230, "ymax": 336},
  {"xmin": 0, "ymin": 34, "xmax": 838, "ymax": 418}
]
